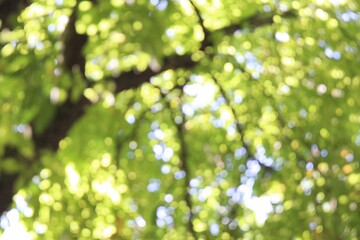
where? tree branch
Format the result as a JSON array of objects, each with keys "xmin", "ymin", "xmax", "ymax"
[
  {"xmin": 114, "ymin": 9, "xmax": 297, "ymax": 94},
  {"xmin": 32, "ymin": 96, "xmax": 90, "ymax": 151},
  {"xmin": 159, "ymin": 89, "xmax": 197, "ymax": 238},
  {"xmin": 0, "ymin": 144, "xmax": 34, "ymax": 213},
  {"xmin": 32, "ymin": 2, "xmax": 90, "ymax": 151},
  {"xmin": 176, "ymin": 115, "xmax": 196, "ymax": 238},
  {"xmin": 0, "ymin": 173, "xmax": 18, "ymax": 214},
  {"xmin": 222, "ymin": 10, "xmax": 297, "ymax": 35},
  {"xmin": 212, "ymin": 74, "xmax": 254, "ymax": 159},
  {"xmin": 0, "ymin": 0, "xmax": 29, "ymax": 29},
  {"xmin": 110, "ymin": 9, "xmax": 297, "ymax": 94},
  {"xmin": 112, "ymin": 55, "xmax": 195, "ymax": 92},
  {"xmin": 0, "ymin": 3, "xmax": 90, "ymax": 214},
  {"xmin": 0, "ymin": 147, "xmax": 20, "ymax": 214},
  {"xmin": 62, "ymin": 6, "xmax": 87, "ymax": 75},
  {"xmin": 188, "ymin": 0, "xmax": 211, "ymax": 51}
]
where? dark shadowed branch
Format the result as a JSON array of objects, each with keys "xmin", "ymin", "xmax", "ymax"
[
  {"xmin": 0, "ymin": 0, "xmax": 29, "ymax": 29},
  {"xmin": 222, "ymin": 10, "xmax": 297, "ymax": 35}
]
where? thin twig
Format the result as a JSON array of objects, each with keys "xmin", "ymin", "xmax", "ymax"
[
  {"xmin": 188, "ymin": 0, "xmax": 211, "ymax": 51},
  {"xmin": 157, "ymin": 86, "xmax": 197, "ymax": 238},
  {"xmin": 212, "ymin": 74, "xmax": 254, "ymax": 159}
]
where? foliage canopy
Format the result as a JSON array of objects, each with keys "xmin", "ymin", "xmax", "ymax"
[{"xmin": 1, "ymin": 0, "xmax": 360, "ymax": 239}]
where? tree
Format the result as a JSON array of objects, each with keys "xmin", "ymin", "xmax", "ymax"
[{"xmin": 0, "ymin": 0, "xmax": 359, "ymax": 239}]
